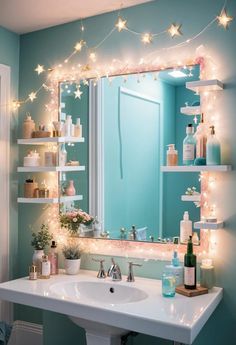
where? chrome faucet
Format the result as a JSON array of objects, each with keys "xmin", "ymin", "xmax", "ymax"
[
  {"xmin": 107, "ymin": 258, "xmax": 122, "ymax": 281},
  {"xmin": 92, "ymin": 258, "xmax": 106, "ymax": 278},
  {"xmin": 127, "ymin": 262, "xmax": 142, "ymax": 282}
]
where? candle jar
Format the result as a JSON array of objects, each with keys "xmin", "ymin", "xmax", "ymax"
[
  {"xmin": 200, "ymin": 259, "xmax": 215, "ymax": 289},
  {"xmin": 162, "ymin": 272, "xmax": 176, "ymax": 297}
]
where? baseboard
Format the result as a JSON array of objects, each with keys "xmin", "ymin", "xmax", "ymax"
[{"xmin": 8, "ymin": 320, "xmax": 43, "ymax": 345}]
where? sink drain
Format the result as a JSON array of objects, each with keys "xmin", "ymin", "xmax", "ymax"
[{"xmin": 109, "ymin": 287, "xmax": 115, "ymax": 293}]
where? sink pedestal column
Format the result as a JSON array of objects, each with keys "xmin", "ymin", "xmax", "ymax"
[{"xmin": 86, "ymin": 332, "xmax": 121, "ymax": 345}]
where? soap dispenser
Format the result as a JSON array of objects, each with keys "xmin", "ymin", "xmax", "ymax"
[
  {"xmin": 206, "ymin": 125, "xmax": 221, "ymax": 165},
  {"xmin": 165, "ymin": 250, "xmax": 184, "ymax": 286},
  {"xmin": 183, "ymin": 124, "xmax": 196, "ymax": 165},
  {"xmin": 166, "ymin": 144, "xmax": 178, "ymax": 166},
  {"xmin": 180, "ymin": 211, "xmax": 192, "ymax": 244}
]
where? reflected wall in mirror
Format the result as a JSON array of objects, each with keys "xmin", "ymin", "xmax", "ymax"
[{"xmin": 60, "ymin": 65, "xmax": 201, "ymax": 242}]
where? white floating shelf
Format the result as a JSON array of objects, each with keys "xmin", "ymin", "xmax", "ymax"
[
  {"xmin": 181, "ymin": 194, "xmax": 201, "ymax": 202},
  {"xmin": 17, "ymin": 165, "xmax": 85, "ymax": 172},
  {"xmin": 17, "ymin": 195, "xmax": 83, "ymax": 204},
  {"xmin": 17, "ymin": 137, "xmax": 85, "ymax": 145},
  {"xmin": 186, "ymin": 79, "xmax": 223, "ymax": 92},
  {"xmin": 180, "ymin": 106, "xmax": 201, "ymax": 115},
  {"xmin": 194, "ymin": 220, "xmax": 224, "ymax": 230},
  {"xmin": 161, "ymin": 165, "xmax": 232, "ymax": 172}
]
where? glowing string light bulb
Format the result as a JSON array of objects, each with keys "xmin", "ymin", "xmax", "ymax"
[
  {"xmin": 74, "ymin": 89, "xmax": 83, "ymax": 99},
  {"xmin": 115, "ymin": 16, "xmax": 127, "ymax": 32},
  {"xmin": 141, "ymin": 33, "xmax": 153, "ymax": 44},
  {"xmin": 74, "ymin": 40, "xmax": 86, "ymax": 52},
  {"xmin": 28, "ymin": 92, "xmax": 37, "ymax": 102},
  {"xmin": 89, "ymin": 52, "xmax": 97, "ymax": 62},
  {"xmin": 35, "ymin": 64, "xmax": 45, "ymax": 75},
  {"xmin": 217, "ymin": 9, "xmax": 233, "ymax": 29},
  {"xmin": 168, "ymin": 23, "xmax": 182, "ymax": 38}
]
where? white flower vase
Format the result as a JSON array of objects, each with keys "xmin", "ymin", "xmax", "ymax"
[
  {"xmin": 32, "ymin": 249, "xmax": 44, "ymax": 277},
  {"xmin": 64, "ymin": 258, "xmax": 81, "ymax": 275}
]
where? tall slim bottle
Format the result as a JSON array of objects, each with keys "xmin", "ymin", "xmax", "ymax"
[
  {"xmin": 184, "ymin": 236, "xmax": 197, "ymax": 289},
  {"xmin": 183, "ymin": 124, "xmax": 196, "ymax": 165}
]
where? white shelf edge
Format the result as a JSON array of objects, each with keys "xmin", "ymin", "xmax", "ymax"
[
  {"xmin": 17, "ymin": 137, "xmax": 85, "ymax": 145},
  {"xmin": 186, "ymin": 79, "xmax": 224, "ymax": 92},
  {"xmin": 17, "ymin": 195, "xmax": 83, "ymax": 204},
  {"xmin": 161, "ymin": 165, "xmax": 232, "ymax": 172},
  {"xmin": 180, "ymin": 106, "xmax": 201, "ymax": 115},
  {"xmin": 194, "ymin": 220, "xmax": 224, "ymax": 230},
  {"xmin": 17, "ymin": 165, "xmax": 85, "ymax": 172},
  {"xmin": 181, "ymin": 195, "xmax": 201, "ymax": 202}
]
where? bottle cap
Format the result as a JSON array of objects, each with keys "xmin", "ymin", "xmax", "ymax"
[
  {"xmin": 167, "ymin": 144, "xmax": 177, "ymax": 152},
  {"xmin": 186, "ymin": 124, "xmax": 194, "ymax": 134},
  {"xmin": 51, "ymin": 241, "xmax": 57, "ymax": 248},
  {"xmin": 183, "ymin": 211, "xmax": 189, "ymax": 220},
  {"xmin": 210, "ymin": 125, "xmax": 215, "ymax": 135}
]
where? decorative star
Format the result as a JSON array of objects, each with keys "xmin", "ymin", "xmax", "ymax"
[
  {"xmin": 141, "ymin": 33, "xmax": 153, "ymax": 44},
  {"xmin": 115, "ymin": 16, "xmax": 127, "ymax": 32},
  {"xmin": 74, "ymin": 89, "xmax": 83, "ymax": 99},
  {"xmin": 217, "ymin": 9, "xmax": 233, "ymax": 29},
  {"xmin": 83, "ymin": 79, "xmax": 89, "ymax": 86},
  {"xmin": 168, "ymin": 24, "xmax": 182, "ymax": 38},
  {"xmin": 34, "ymin": 64, "xmax": 45, "ymax": 75},
  {"xmin": 28, "ymin": 92, "xmax": 37, "ymax": 102},
  {"xmin": 74, "ymin": 40, "xmax": 86, "ymax": 52}
]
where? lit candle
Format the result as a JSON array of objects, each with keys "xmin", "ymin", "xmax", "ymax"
[{"xmin": 200, "ymin": 259, "xmax": 215, "ymax": 289}]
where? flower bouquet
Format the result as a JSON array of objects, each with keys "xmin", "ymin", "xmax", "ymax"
[{"xmin": 59, "ymin": 208, "xmax": 94, "ymax": 235}]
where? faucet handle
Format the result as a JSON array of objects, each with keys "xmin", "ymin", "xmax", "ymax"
[
  {"xmin": 92, "ymin": 258, "xmax": 106, "ymax": 278},
  {"xmin": 127, "ymin": 262, "xmax": 142, "ymax": 282},
  {"xmin": 107, "ymin": 258, "xmax": 116, "ymax": 277}
]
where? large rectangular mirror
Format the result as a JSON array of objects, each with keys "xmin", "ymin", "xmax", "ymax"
[{"xmin": 59, "ymin": 64, "xmax": 201, "ymax": 242}]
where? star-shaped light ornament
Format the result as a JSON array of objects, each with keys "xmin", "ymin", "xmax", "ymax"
[
  {"xmin": 217, "ymin": 9, "xmax": 233, "ymax": 29},
  {"xmin": 74, "ymin": 40, "xmax": 86, "ymax": 52},
  {"xmin": 115, "ymin": 16, "xmax": 127, "ymax": 32},
  {"xmin": 89, "ymin": 52, "xmax": 97, "ymax": 62},
  {"xmin": 141, "ymin": 33, "xmax": 153, "ymax": 44},
  {"xmin": 168, "ymin": 24, "xmax": 182, "ymax": 38},
  {"xmin": 74, "ymin": 89, "xmax": 83, "ymax": 99},
  {"xmin": 29, "ymin": 92, "xmax": 37, "ymax": 102},
  {"xmin": 35, "ymin": 64, "xmax": 45, "ymax": 75}
]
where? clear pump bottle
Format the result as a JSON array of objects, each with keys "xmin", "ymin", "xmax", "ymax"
[{"xmin": 206, "ymin": 125, "xmax": 221, "ymax": 165}]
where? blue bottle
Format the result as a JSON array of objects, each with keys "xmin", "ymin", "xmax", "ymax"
[
  {"xmin": 183, "ymin": 124, "xmax": 196, "ymax": 165},
  {"xmin": 206, "ymin": 126, "xmax": 221, "ymax": 165}
]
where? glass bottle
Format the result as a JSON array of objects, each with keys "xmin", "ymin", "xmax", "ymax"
[
  {"xmin": 183, "ymin": 124, "xmax": 196, "ymax": 165},
  {"xmin": 48, "ymin": 241, "xmax": 59, "ymax": 275},
  {"xmin": 184, "ymin": 236, "xmax": 197, "ymax": 289}
]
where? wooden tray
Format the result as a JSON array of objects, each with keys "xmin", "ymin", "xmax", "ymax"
[{"xmin": 176, "ymin": 285, "xmax": 208, "ymax": 297}]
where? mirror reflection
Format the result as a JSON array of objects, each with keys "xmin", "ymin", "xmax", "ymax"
[{"xmin": 59, "ymin": 65, "xmax": 201, "ymax": 242}]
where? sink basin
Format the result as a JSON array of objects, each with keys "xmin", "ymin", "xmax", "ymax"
[{"xmin": 50, "ymin": 280, "xmax": 148, "ymax": 305}]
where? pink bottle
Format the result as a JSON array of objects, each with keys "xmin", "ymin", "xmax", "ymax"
[
  {"xmin": 49, "ymin": 241, "xmax": 58, "ymax": 275},
  {"xmin": 65, "ymin": 180, "xmax": 76, "ymax": 196}
]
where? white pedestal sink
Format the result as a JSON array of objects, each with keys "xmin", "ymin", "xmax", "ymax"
[
  {"xmin": 0, "ymin": 270, "xmax": 223, "ymax": 344},
  {"xmin": 50, "ymin": 281, "xmax": 148, "ymax": 345}
]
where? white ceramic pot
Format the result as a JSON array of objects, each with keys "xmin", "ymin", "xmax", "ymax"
[
  {"xmin": 32, "ymin": 249, "xmax": 44, "ymax": 277},
  {"xmin": 64, "ymin": 258, "xmax": 81, "ymax": 275}
]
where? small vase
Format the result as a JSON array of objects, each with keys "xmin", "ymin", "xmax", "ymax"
[
  {"xmin": 64, "ymin": 258, "xmax": 81, "ymax": 275},
  {"xmin": 32, "ymin": 249, "xmax": 44, "ymax": 277},
  {"xmin": 65, "ymin": 180, "xmax": 76, "ymax": 196}
]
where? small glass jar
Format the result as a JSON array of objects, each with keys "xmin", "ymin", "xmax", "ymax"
[{"xmin": 162, "ymin": 272, "xmax": 176, "ymax": 297}]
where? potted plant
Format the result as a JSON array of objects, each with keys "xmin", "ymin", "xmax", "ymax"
[
  {"xmin": 60, "ymin": 208, "xmax": 94, "ymax": 235},
  {"xmin": 62, "ymin": 243, "xmax": 81, "ymax": 275},
  {"xmin": 31, "ymin": 223, "xmax": 53, "ymax": 273}
]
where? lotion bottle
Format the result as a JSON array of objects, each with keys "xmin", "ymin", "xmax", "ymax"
[
  {"xmin": 180, "ymin": 211, "xmax": 192, "ymax": 244},
  {"xmin": 59, "ymin": 143, "xmax": 67, "ymax": 166},
  {"xmin": 49, "ymin": 241, "xmax": 58, "ymax": 275},
  {"xmin": 166, "ymin": 144, "xmax": 178, "ymax": 166},
  {"xmin": 195, "ymin": 113, "xmax": 207, "ymax": 158},
  {"xmin": 74, "ymin": 118, "xmax": 82, "ymax": 138},
  {"xmin": 206, "ymin": 125, "xmax": 221, "ymax": 165},
  {"xmin": 40, "ymin": 255, "xmax": 50, "ymax": 279},
  {"xmin": 165, "ymin": 250, "xmax": 184, "ymax": 286},
  {"xmin": 183, "ymin": 124, "xmax": 196, "ymax": 165},
  {"xmin": 65, "ymin": 115, "xmax": 72, "ymax": 137}
]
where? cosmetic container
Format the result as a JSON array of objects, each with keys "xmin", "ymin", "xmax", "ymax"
[{"xmin": 162, "ymin": 272, "xmax": 176, "ymax": 297}]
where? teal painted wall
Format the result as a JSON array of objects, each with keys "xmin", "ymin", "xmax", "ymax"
[
  {"xmin": 17, "ymin": 0, "xmax": 236, "ymax": 344},
  {"xmin": 0, "ymin": 26, "xmax": 19, "ymax": 279}
]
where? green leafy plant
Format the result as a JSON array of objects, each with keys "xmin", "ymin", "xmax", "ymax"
[
  {"xmin": 62, "ymin": 244, "xmax": 81, "ymax": 260},
  {"xmin": 31, "ymin": 224, "xmax": 53, "ymax": 250}
]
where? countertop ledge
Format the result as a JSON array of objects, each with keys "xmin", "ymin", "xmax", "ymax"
[{"xmin": 0, "ymin": 270, "xmax": 223, "ymax": 344}]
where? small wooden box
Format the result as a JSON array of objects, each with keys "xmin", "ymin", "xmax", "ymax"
[{"xmin": 176, "ymin": 285, "xmax": 208, "ymax": 297}]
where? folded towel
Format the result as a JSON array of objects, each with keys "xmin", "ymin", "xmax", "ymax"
[{"xmin": 0, "ymin": 322, "xmax": 12, "ymax": 345}]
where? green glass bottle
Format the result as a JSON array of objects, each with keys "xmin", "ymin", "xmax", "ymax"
[{"xmin": 184, "ymin": 236, "xmax": 197, "ymax": 289}]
